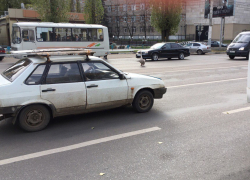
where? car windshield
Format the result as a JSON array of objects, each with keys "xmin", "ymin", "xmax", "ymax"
[
  {"xmin": 2, "ymin": 59, "xmax": 31, "ymax": 81},
  {"xmin": 150, "ymin": 43, "xmax": 165, "ymax": 49},
  {"xmin": 12, "ymin": 26, "xmax": 21, "ymax": 44},
  {"xmin": 233, "ymin": 34, "xmax": 250, "ymax": 43}
]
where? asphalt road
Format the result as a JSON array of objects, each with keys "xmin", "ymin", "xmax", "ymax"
[{"xmin": 0, "ymin": 53, "xmax": 250, "ymax": 180}]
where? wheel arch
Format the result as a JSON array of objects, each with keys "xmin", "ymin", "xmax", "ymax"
[
  {"xmin": 132, "ymin": 88, "xmax": 154, "ymax": 104},
  {"xmin": 13, "ymin": 103, "xmax": 55, "ymax": 125}
]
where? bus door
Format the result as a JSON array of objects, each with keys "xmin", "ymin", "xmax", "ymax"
[{"xmin": 22, "ymin": 29, "xmax": 36, "ymax": 50}]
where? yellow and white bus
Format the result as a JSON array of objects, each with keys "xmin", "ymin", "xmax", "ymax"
[{"xmin": 11, "ymin": 22, "xmax": 109, "ymax": 58}]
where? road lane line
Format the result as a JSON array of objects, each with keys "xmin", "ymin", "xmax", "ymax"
[
  {"xmin": 223, "ymin": 107, "xmax": 250, "ymax": 114},
  {"xmin": 168, "ymin": 77, "xmax": 246, "ymax": 88},
  {"xmin": 162, "ymin": 65, "xmax": 247, "ymax": 73},
  {"xmin": 0, "ymin": 127, "xmax": 161, "ymax": 166}
]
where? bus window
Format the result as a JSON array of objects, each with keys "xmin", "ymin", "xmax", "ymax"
[
  {"xmin": 55, "ymin": 28, "xmax": 72, "ymax": 41},
  {"xmin": 97, "ymin": 29, "xmax": 103, "ymax": 41},
  {"xmin": 22, "ymin": 30, "xmax": 34, "ymax": 42},
  {"xmin": 12, "ymin": 26, "xmax": 21, "ymax": 44},
  {"xmin": 37, "ymin": 27, "xmax": 53, "ymax": 41},
  {"xmin": 88, "ymin": 29, "xmax": 98, "ymax": 41},
  {"xmin": 81, "ymin": 28, "xmax": 87, "ymax": 41}
]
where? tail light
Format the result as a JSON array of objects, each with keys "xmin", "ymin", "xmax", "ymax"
[{"xmin": 0, "ymin": 49, "xmax": 5, "ymax": 53}]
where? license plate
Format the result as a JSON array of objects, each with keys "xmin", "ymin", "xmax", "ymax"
[{"xmin": 230, "ymin": 51, "xmax": 235, "ymax": 53}]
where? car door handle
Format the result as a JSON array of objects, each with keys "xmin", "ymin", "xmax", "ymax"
[
  {"xmin": 87, "ymin": 84, "xmax": 98, "ymax": 88},
  {"xmin": 42, "ymin": 88, "xmax": 56, "ymax": 92}
]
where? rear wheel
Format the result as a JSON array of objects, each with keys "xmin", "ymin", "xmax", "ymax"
[
  {"xmin": 152, "ymin": 53, "xmax": 159, "ymax": 61},
  {"xmin": 19, "ymin": 105, "xmax": 51, "ymax": 132},
  {"xmin": 229, "ymin": 55, "xmax": 235, "ymax": 59},
  {"xmin": 132, "ymin": 90, "xmax": 154, "ymax": 113},
  {"xmin": 178, "ymin": 53, "xmax": 185, "ymax": 60},
  {"xmin": 197, "ymin": 50, "xmax": 203, "ymax": 55}
]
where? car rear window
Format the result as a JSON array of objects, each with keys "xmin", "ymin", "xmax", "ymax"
[{"xmin": 2, "ymin": 59, "xmax": 31, "ymax": 81}]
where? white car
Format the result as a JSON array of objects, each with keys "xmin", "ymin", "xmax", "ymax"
[
  {"xmin": 0, "ymin": 50, "xmax": 166, "ymax": 131},
  {"xmin": 184, "ymin": 42, "xmax": 211, "ymax": 55}
]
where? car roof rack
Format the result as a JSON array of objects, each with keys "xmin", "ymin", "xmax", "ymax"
[{"xmin": 10, "ymin": 48, "xmax": 95, "ymax": 61}]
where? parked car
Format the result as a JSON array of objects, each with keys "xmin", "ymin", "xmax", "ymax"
[
  {"xmin": 211, "ymin": 41, "xmax": 227, "ymax": 47},
  {"xmin": 0, "ymin": 46, "xmax": 5, "ymax": 61},
  {"xmin": 227, "ymin": 31, "xmax": 250, "ymax": 60},
  {"xmin": 136, "ymin": 42, "xmax": 190, "ymax": 61},
  {"xmin": 0, "ymin": 49, "xmax": 166, "ymax": 132},
  {"xmin": 184, "ymin": 42, "xmax": 211, "ymax": 55}
]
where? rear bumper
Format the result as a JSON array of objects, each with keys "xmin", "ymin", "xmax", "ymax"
[
  {"xmin": 0, "ymin": 106, "xmax": 21, "ymax": 121},
  {"xmin": 153, "ymin": 87, "xmax": 167, "ymax": 99}
]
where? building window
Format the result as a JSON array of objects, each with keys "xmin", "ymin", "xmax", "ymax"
[
  {"xmin": 107, "ymin": 5, "xmax": 111, "ymax": 12},
  {"xmin": 115, "ymin": 5, "xmax": 119, "ymax": 11},
  {"xmin": 140, "ymin": 3, "xmax": 145, "ymax": 10},
  {"xmin": 131, "ymin": 4, "xmax": 136, "ymax": 11},
  {"xmin": 124, "ymin": 28, "xmax": 127, "ymax": 33},
  {"xmin": 123, "ymin": 4, "xmax": 127, "ymax": 11},
  {"xmin": 140, "ymin": 27, "xmax": 145, "ymax": 32},
  {"xmin": 132, "ymin": 27, "xmax": 136, "ymax": 33},
  {"xmin": 123, "ymin": 16, "xmax": 127, "ymax": 22},
  {"xmin": 132, "ymin": 16, "xmax": 136, "ymax": 22},
  {"xmin": 108, "ymin": 17, "xmax": 112, "ymax": 23},
  {"xmin": 140, "ymin": 15, "xmax": 144, "ymax": 21},
  {"xmin": 115, "ymin": 16, "xmax": 119, "ymax": 22},
  {"xmin": 148, "ymin": 26, "xmax": 154, "ymax": 33}
]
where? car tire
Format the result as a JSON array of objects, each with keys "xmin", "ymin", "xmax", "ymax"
[
  {"xmin": 19, "ymin": 105, "xmax": 51, "ymax": 132},
  {"xmin": 0, "ymin": 57, "xmax": 3, "ymax": 61},
  {"xmin": 229, "ymin": 55, "xmax": 235, "ymax": 59},
  {"xmin": 197, "ymin": 50, "xmax": 203, "ymax": 55},
  {"xmin": 132, "ymin": 90, "xmax": 154, "ymax": 113},
  {"xmin": 178, "ymin": 52, "xmax": 185, "ymax": 60},
  {"xmin": 152, "ymin": 53, "xmax": 159, "ymax": 61},
  {"xmin": 246, "ymin": 53, "xmax": 249, "ymax": 60},
  {"xmin": 104, "ymin": 55, "xmax": 107, "ymax": 59}
]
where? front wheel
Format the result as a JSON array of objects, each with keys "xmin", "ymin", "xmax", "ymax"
[
  {"xmin": 178, "ymin": 53, "xmax": 185, "ymax": 60},
  {"xmin": 229, "ymin": 55, "xmax": 235, "ymax": 59},
  {"xmin": 133, "ymin": 90, "xmax": 154, "ymax": 113},
  {"xmin": 19, "ymin": 105, "xmax": 51, "ymax": 132},
  {"xmin": 152, "ymin": 53, "xmax": 159, "ymax": 61}
]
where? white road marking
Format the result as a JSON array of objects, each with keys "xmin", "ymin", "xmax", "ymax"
[
  {"xmin": 168, "ymin": 77, "xmax": 246, "ymax": 88},
  {"xmin": 223, "ymin": 107, "xmax": 250, "ymax": 114},
  {"xmin": 163, "ymin": 65, "xmax": 247, "ymax": 73},
  {"xmin": 0, "ymin": 127, "xmax": 161, "ymax": 166}
]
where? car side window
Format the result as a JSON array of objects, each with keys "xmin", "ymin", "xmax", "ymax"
[
  {"xmin": 26, "ymin": 65, "xmax": 46, "ymax": 85},
  {"xmin": 163, "ymin": 44, "xmax": 171, "ymax": 49},
  {"xmin": 45, "ymin": 63, "xmax": 82, "ymax": 84},
  {"xmin": 82, "ymin": 62, "xmax": 119, "ymax": 81},
  {"xmin": 193, "ymin": 43, "xmax": 200, "ymax": 46},
  {"xmin": 170, "ymin": 43, "xmax": 179, "ymax": 48}
]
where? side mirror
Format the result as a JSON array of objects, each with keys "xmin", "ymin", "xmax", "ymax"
[{"xmin": 119, "ymin": 73, "xmax": 125, "ymax": 80}]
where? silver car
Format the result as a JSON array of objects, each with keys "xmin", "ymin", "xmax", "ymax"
[{"xmin": 184, "ymin": 42, "xmax": 211, "ymax": 55}]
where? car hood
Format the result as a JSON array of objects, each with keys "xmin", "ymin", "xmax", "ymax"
[
  {"xmin": 228, "ymin": 43, "xmax": 247, "ymax": 48},
  {"xmin": 125, "ymin": 73, "xmax": 165, "ymax": 87},
  {"xmin": 0, "ymin": 75, "xmax": 11, "ymax": 87}
]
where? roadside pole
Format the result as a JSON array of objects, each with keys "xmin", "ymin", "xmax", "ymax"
[
  {"xmin": 247, "ymin": 51, "xmax": 250, "ymax": 102},
  {"xmin": 219, "ymin": 17, "xmax": 225, "ymax": 47},
  {"xmin": 207, "ymin": 0, "xmax": 213, "ymax": 47}
]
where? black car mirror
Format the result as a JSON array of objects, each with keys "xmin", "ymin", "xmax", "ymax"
[{"xmin": 119, "ymin": 73, "xmax": 125, "ymax": 80}]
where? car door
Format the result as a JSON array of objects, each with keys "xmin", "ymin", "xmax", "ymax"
[
  {"xmin": 41, "ymin": 62, "xmax": 87, "ymax": 115},
  {"xmin": 82, "ymin": 62, "xmax": 128, "ymax": 110},
  {"xmin": 192, "ymin": 43, "xmax": 200, "ymax": 52},
  {"xmin": 170, "ymin": 43, "xmax": 181, "ymax": 57},
  {"xmin": 160, "ymin": 43, "xmax": 171, "ymax": 58},
  {"xmin": 22, "ymin": 29, "xmax": 36, "ymax": 50}
]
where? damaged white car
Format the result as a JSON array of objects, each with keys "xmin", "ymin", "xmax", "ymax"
[{"xmin": 0, "ymin": 50, "xmax": 166, "ymax": 131}]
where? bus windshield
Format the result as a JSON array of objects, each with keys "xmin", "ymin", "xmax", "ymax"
[
  {"xmin": 233, "ymin": 34, "xmax": 250, "ymax": 43},
  {"xmin": 12, "ymin": 26, "xmax": 21, "ymax": 44}
]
